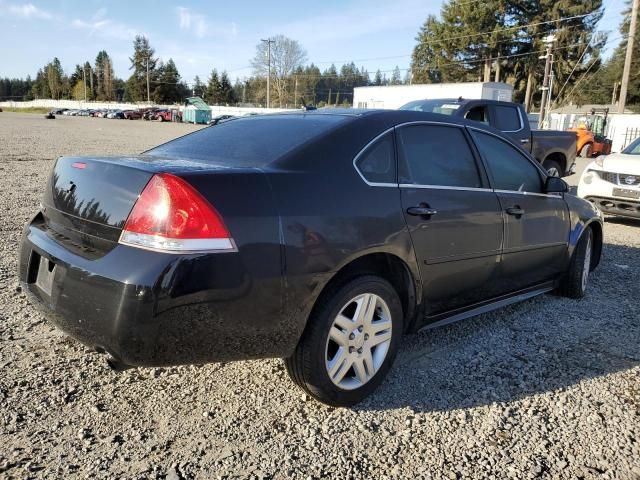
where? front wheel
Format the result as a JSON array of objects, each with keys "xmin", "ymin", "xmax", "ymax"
[
  {"xmin": 579, "ymin": 144, "xmax": 593, "ymax": 158},
  {"xmin": 557, "ymin": 228, "xmax": 593, "ymax": 299},
  {"xmin": 285, "ymin": 276, "xmax": 403, "ymax": 407}
]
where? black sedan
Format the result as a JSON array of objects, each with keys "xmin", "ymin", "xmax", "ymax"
[{"xmin": 19, "ymin": 110, "xmax": 603, "ymax": 406}]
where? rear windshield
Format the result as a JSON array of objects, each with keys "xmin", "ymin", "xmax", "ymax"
[
  {"xmin": 400, "ymin": 100, "xmax": 461, "ymax": 115},
  {"xmin": 145, "ymin": 114, "xmax": 349, "ymax": 166}
]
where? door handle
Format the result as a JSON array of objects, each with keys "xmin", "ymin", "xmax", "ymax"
[
  {"xmin": 505, "ymin": 206, "xmax": 525, "ymax": 216},
  {"xmin": 407, "ymin": 206, "xmax": 438, "ymax": 217},
  {"xmin": 520, "ymin": 138, "xmax": 530, "ymax": 144}
]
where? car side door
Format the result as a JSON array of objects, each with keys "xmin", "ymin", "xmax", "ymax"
[
  {"xmin": 396, "ymin": 122, "xmax": 505, "ymax": 317},
  {"xmin": 468, "ymin": 128, "xmax": 571, "ymax": 293}
]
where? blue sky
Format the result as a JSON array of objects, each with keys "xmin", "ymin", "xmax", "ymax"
[{"xmin": 0, "ymin": 0, "xmax": 628, "ymax": 85}]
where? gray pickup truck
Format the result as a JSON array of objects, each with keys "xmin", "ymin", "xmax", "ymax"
[{"xmin": 400, "ymin": 98, "xmax": 577, "ymax": 177}]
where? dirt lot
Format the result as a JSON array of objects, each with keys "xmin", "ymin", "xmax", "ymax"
[{"xmin": 0, "ymin": 112, "xmax": 639, "ymax": 479}]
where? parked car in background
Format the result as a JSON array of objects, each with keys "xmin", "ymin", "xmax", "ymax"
[
  {"xmin": 107, "ymin": 110, "xmax": 125, "ymax": 119},
  {"xmin": 124, "ymin": 110, "xmax": 143, "ymax": 120},
  {"xmin": 209, "ymin": 114, "xmax": 235, "ymax": 126},
  {"xmin": 154, "ymin": 109, "xmax": 172, "ymax": 122},
  {"xmin": 51, "ymin": 108, "xmax": 68, "ymax": 115},
  {"xmin": 578, "ymin": 136, "xmax": 640, "ymax": 219},
  {"xmin": 143, "ymin": 108, "xmax": 160, "ymax": 121},
  {"xmin": 400, "ymin": 98, "xmax": 577, "ymax": 177},
  {"xmin": 18, "ymin": 110, "xmax": 602, "ymax": 406}
]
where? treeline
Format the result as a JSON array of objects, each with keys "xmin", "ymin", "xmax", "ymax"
[
  {"xmin": 0, "ymin": 33, "xmax": 410, "ymax": 108},
  {"xmin": 410, "ymin": 0, "xmax": 607, "ymax": 110},
  {"xmin": 5, "ymin": 0, "xmax": 636, "ymax": 110},
  {"xmin": 576, "ymin": 0, "xmax": 640, "ymax": 107}
]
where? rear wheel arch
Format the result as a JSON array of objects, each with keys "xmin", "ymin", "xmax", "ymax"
[
  {"xmin": 542, "ymin": 152, "xmax": 567, "ymax": 174},
  {"xmin": 308, "ymin": 253, "xmax": 419, "ymax": 334},
  {"xmin": 583, "ymin": 221, "xmax": 603, "ymax": 270}
]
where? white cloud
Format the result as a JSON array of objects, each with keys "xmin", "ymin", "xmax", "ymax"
[
  {"xmin": 4, "ymin": 2, "xmax": 52, "ymax": 20},
  {"xmin": 272, "ymin": 0, "xmax": 434, "ymax": 45},
  {"xmin": 176, "ymin": 6, "xmax": 237, "ymax": 40},
  {"xmin": 71, "ymin": 9, "xmax": 141, "ymax": 41}
]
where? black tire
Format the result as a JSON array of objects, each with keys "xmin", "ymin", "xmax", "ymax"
[
  {"xmin": 543, "ymin": 159, "xmax": 562, "ymax": 177},
  {"xmin": 557, "ymin": 228, "xmax": 594, "ymax": 299},
  {"xmin": 285, "ymin": 275, "xmax": 403, "ymax": 407},
  {"xmin": 579, "ymin": 144, "xmax": 593, "ymax": 158}
]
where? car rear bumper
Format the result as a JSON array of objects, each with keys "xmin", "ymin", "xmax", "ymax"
[{"xmin": 19, "ymin": 216, "xmax": 290, "ymax": 367}]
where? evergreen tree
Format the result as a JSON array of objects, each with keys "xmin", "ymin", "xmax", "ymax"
[
  {"xmin": 95, "ymin": 50, "xmax": 114, "ymax": 101},
  {"xmin": 153, "ymin": 58, "xmax": 181, "ymax": 104},
  {"xmin": 46, "ymin": 58, "xmax": 64, "ymax": 99},
  {"xmin": 373, "ymin": 70, "xmax": 383, "ymax": 86},
  {"xmin": 127, "ymin": 35, "xmax": 158, "ymax": 102},
  {"xmin": 410, "ymin": 0, "xmax": 605, "ymax": 110},
  {"xmin": 219, "ymin": 71, "xmax": 236, "ymax": 104},
  {"xmin": 206, "ymin": 69, "xmax": 222, "ymax": 104},
  {"xmin": 576, "ymin": 0, "xmax": 639, "ymax": 107},
  {"xmin": 390, "ymin": 66, "xmax": 402, "ymax": 85},
  {"xmin": 192, "ymin": 75, "xmax": 206, "ymax": 98}
]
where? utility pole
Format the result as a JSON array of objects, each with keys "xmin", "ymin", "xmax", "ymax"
[
  {"xmin": 618, "ymin": 0, "xmax": 639, "ymax": 113},
  {"xmin": 242, "ymin": 81, "xmax": 246, "ymax": 104},
  {"xmin": 261, "ymin": 38, "xmax": 275, "ymax": 108},
  {"xmin": 294, "ymin": 75, "xmax": 298, "ymax": 108},
  {"xmin": 146, "ymin": 55, "xmax": 151, "ymax": 104},
  {"xmin": 494, "ymin": 57, "xmax": 501, "ymax": 83},
  {"xmin": 546, "ymin": 54, "xmax": 555, "ymax": 124},
  {"xmin": 612, "ymin": 81, "xmax": 620, "ymax": 105},
  {"xmin": 538, "ymin": 35, "xmax": 555, "ymax": 129}
]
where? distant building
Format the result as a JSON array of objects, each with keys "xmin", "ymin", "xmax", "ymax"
[{"xmin": 353, "ymin": 82, "xmax": 513, "ymax": 110}]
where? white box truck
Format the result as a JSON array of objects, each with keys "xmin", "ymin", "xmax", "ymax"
[{"xmin": 353, "ymin": 82, "xmax": 513, "ymax": 110}]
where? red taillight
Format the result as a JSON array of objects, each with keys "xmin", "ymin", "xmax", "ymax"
[
  {"xmin": 119, "ymin": 173, "xmax": 235, "ymax": 252},
  {"xmin": 72, "ymin": 162, "xmax": 87, "ymax": 169}
]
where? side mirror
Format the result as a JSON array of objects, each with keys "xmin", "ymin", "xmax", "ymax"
[{"xmin": 545, "ymin": 176, "xmax": 569, "ymax": 193}]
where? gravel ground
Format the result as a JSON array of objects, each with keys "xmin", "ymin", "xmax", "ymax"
[{"xmin": 0, "ymin": 112, "xmax": 639, "ymax": 480}]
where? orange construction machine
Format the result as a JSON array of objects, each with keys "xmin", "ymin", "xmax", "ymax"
[{"xmin": 568, "ymin": 108, "xmax": 613, "ymax": 158}]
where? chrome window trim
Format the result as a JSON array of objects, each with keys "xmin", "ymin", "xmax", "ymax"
[
  {"xmin": 352, "ymin": 126, "xmax": 399, "ymax": 187},
  {"xmin": 399, "ymin": 184, "xmax": 492, "ymax": 192},
  {"xmin": 398, "ymin": 184, "xmax": 562, "ymax": 198},
  {"xmin": 493, "ymin": 189, "xmax": 563, "ymax": 198}
]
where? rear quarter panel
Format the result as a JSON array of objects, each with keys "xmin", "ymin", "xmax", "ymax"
[{"xmin": 267, "ymin": 119, "xmax": 419, "ymax": 349}]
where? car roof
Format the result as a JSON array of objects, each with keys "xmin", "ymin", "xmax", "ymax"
[
  {"xmin": 260, "ymin": 108, "xmax": 481, "ymax": 128},
  {"xmin": 405, "ymin": 97, "xmax": 520, "ymax": 107}
]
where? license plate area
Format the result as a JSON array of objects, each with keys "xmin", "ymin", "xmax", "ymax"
[
  {"xmin": 613, "ymin": 188, "xmax": 640, "ymax": 200},
  {"xmin": 32, "ymin": 252, "xmax": 56, "ymax": 296}
]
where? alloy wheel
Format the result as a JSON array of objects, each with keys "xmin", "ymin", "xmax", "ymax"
[{"xmin": 325, "ymin": 293, "xmax": 393, "ymax": 390}]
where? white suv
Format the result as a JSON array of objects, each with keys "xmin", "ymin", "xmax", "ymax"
[{"xmin": 577, "ymin": 137, "xmax": 640, "ymax": 219}]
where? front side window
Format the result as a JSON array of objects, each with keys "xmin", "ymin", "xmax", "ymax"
[
  {"xmin": 398, "ymin": 125, "xmax": 482, "ymax": 188},
  {"xmin": 471, "ymin": 130, "xmax": 542, "ymax": 193},
  {"xmin": 493, "ymin": 105, "xmax": 522, "ymax": 131},
  {"xmin": 355, "ymin": 132, "xmax": 396, "ymax": 184}
]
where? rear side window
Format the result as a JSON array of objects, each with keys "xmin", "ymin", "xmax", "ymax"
[
  {"xmin": 464, "ymin": 106, "xmax": 490, "ymax": 125},
  {"xmin": 145, "ymin": 115, "xmax": 348, "ymax": 167},
  {"xmin": 398, "ymin": 125, "xmax": 482, "ymax": 188},
  {"xmin": 493, "ymin": 106, "xmax": 522, "ymax": 131},
  {"xmin": 355, "ymin": 133, "xmax": 396, "ymax": 184},
  {"xmin": 471, "ymin": 130, "xmax": 542, "ymax": 193}
]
